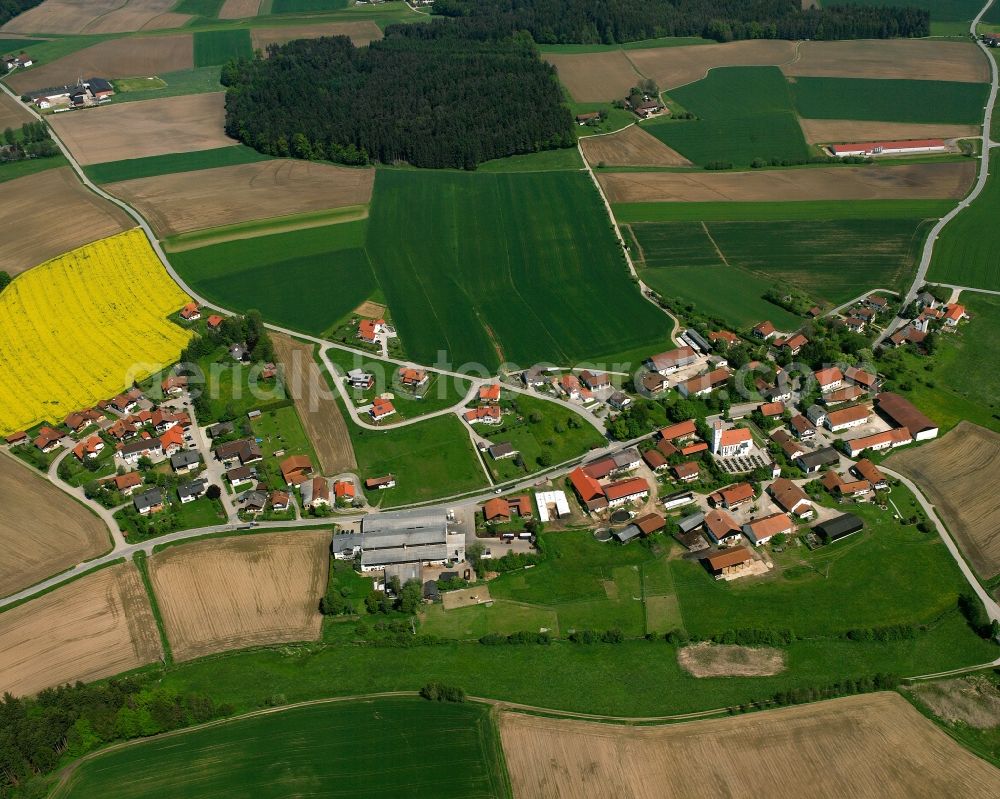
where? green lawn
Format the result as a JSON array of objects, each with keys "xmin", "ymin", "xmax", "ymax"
[
  {"xmin": 482, "ymin": 393, "xmax": 605, "ymax": 482},
  {"xmin": 86, "ymin": 146, "xmax": 271, "ymax": 184},
  {"xmin": 56, "ymin": 699, "xmax": 510, "ymax": 799},
  {"xmin": 249, "ymin": 405, "xmax": 318, "ymax": 489},
  {"xmin": 613, "ymin": 199, "xmax": 954, "ymax": 223},
  {"xmin": 790, "ymin": 77, "xmax": 989, "ymax": 125},
  {"xmin": 193, "ymin": 30, "xmax": 252, "ymax": 67},
  {"xmin": 196, "ymin": 347, "xmax": 288, "ymax": 423},
  {"xmin": 174, "ymin": 496, "xmax": 228, "ymax": 530},
  {"xmin": 0, "ymin": 153, "xmax": 67, "ymax": 184},
  {"xmin": 171, "ymin": 221, "xmax": 378, "ymax": 336},
  {"xmin": 643, "ymin": 67, "xmax": 813, "ymax": 167},
  {"xmin": 420, "ymin": 600, "xmax": 560, "ymax": 640},
  {"xmin": 109, "ymin": 66, "xmax": 224, "ymax": 104},
  {"xmin": 929, "ymin": 167, "xmax": 1000, "ymax": 291},
  {"xmin": 365, "ymin": 169, "xmax": 671, "ymax": 370}
]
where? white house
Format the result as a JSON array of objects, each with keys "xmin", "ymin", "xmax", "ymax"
[{"xmin": 712, "ymin": 421, "xmax": 753, "ymax": 457}]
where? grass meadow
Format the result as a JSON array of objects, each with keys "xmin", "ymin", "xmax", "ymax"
[
  {"xmin": 85, "ymin": 146, "xmax": 271, "ymax": 184},
  {"xmin": 57, "ymin": 699, "xmax": 510, "ymax": 799},
  {"xmin": 173, "ymin": 0, "xmax": 224, "ymax": 16},
  {"xmin": 110, "ymin": 67, "xmax": 224, "ymax": 104},
  {"xmin": 929, "ymin": 168, "xmax": 1000, "ymax": 291},
  {"xmin": 614, "ymin": 199, "xmax": 954, "ymax": 224},
  {"xmin": 271, "ymin": 0, "xmax": 351, "ymax": 12},
  {"xmin": 193, "ymin": 30, "xmax": 252, "ymax": 67},
  {"xmin": 643, "ymin": 67, "xmax": 813, "ymax": 167}
]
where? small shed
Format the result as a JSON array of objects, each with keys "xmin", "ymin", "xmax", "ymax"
[{"xmin": 814, "ymin": 513, "xmax": 864, "ymax": 543}]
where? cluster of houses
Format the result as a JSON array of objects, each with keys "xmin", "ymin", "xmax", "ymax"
[
  {"xmin": 568, "ymin": 448, "xmax": 649, "ymax": 513},
  {"xmin": 2, "ymin": 52, "xmax": 33, "ymax": 71},
  {"xmin": 277, "ymin": 452, "xmax": 358, "ymax": 513},
  {"xmin": 27, "ymin": 77, "xmax": 114, "ymax": 110},
  {"xmin": 464, "ymin": 383, "xmax": 503, "ymax": 426},
  {"xmin": 889, "ymin": 292, "xmax": 968, "ymax": 349}
]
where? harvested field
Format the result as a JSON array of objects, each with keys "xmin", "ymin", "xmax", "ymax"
[
  {"xmin": 0, "ymin": 563, "xmax": 161, "ymax": 697},
  {"xmin": 677, "ymin": 642, "xmax": 786, "ymax": 677},
  {"xmin": 0, "ymin": 90, "xmax": 31, "ymax": 130},
  {"xmin": 888, "ymin": 422, "xmax": 1000, "ymax": 579},
  {"xmin": 500, "ymin": 692, "xmax": 1000, "ymax": 799},
  {"xmin": 580, "ymin": 124, "xmax": 691, "ymax": 167},
  {"xmin": 5, "ymin": 35, "xmax": 193, "ymax": 94},
  {"xmin": 148, "ymin": 532, "xmax": 329, "ymax": 661},
  {"xmin": 0, "ymin": 455, "xmax": 109, "ymax": 598},
  {"xmin": 0, "ymin": 167, "xmax": 133, "ymax": 276},
  {"xmin": 219, "ymin": 0, "xmax": 260, "ymax": 18},
  {"xmin": 49, "ymin": 92, "xmax": 232, "ymax": 166},
  {"xmin": 628, "ymin": 39, "xmax": 797, "ymax": 91},
  {"xmin": 354, "ymin": 300, "xmax": 386, "ymax": 318},
  {"xmin": 251, "ymin": 21, "xmax": 383, "ymax": 50},
  {"xmin": 105, "ymin": 159, "xmax": 375, "ymax": 237},
  {"xmin": 784, "ymin": 39, "xmax": 989, "ymax": 84},
  {"xmin": 273, "ymin": 335, "xmax": 357, "ymax": 475},
  {"xmin": 598, "ymin": 162, "xmax": 975, "ymax": 203},
  {"xmin": 799, "ymin": 118, "xmax": 981, "ymax": 145},
  {"xmin": 912, "ymin": 676, "xmax": 1000, "ymax": 729},
  {"xmin": 442, "ymin": 585, "xmax": 493, "ymax": 611},
  {"xmin": 543, "ymin": 50, "xmax": 641, "ymax": 102},
  {"xmin": 2, "ymin": 0, "xmax": 187, "ymax": 34}
]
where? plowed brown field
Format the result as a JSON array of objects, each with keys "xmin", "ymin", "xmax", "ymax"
[
  {"xmin": 543, "ymin": 50, "xmax": 642, "ymax": 102},
  {"xmin": 599, "ymin": 161, "xmax": 975, "ymax": 203},
  {"xmin": 889, "ymin": 422, "xmax": 1000, "ymax": 579},
  {"xmin": 219, "ymin": 0, "xmax": 260, "ymax": 19},
  {"xmin": 0, "ymin": 167, "xmax": 133, "ymax": 275},
  {"xmin": 799, "ymin": 118, "xmax": 981, "ymax": 145},
  {"xmin": 580, "ymin": 124, "xmax": 691, "ymax": 166},
  {"xmin": 500, "ymin": 692, "xmax": 1000, "ymax": 799},
  {"xmin": 49, "ymin": 92, "xmax": 232, "ymax": 165},
  {"xmin": 149, "ymin": 532, "xmax": 328, "ymax": 661},
  {"xmin": 0, "ymin": 563, "xmax": 162, "ymax": 697},
  {"xmin": 2, "ymin": 0, "xmax": 187, "ymax": 34},
  {"xmin": 105, "ymin": 159, "xmax": 375, "ymax": 237},
  {"xmin": 0, "ymin": 90, "xmax": 31, "ymax": 129},
  {"xmin": 251, "ymin": 21, "xmax": 383, "ymax": 51},
  {"xmin": 627, "ymin": 39, "xmax": 797, "ymax": 91}
]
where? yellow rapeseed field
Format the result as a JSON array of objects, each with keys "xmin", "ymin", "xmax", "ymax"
[{"xmin": 0, "ymin": 230, "xmax": 192, "ymax": 435}]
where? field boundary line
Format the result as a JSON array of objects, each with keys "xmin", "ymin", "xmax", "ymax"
[{"xmin": 699, "ymin": 220, "xmax": 731, "ymax": 267}]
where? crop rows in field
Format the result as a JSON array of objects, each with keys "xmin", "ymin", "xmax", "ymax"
[
  {"xmin": 930, "ymin": 168, "xmax": 1000, "ymax": 291},
  {"xmin": 0, "ymin": 230, "xmax": 191, "ymax": 434},
  {"xmin": 193, "ymin": 29, "xmax": 252, "ymax": 67}
]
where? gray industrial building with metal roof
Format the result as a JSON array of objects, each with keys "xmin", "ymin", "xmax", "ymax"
[{"xmin": 331, "ymin": 509, "xmax": 465, "ymax": 571}]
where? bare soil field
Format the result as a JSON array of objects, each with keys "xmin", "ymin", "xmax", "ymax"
[
  {"xmin": 0, "ymin": 455, "xmax": 110, "ymax": 598},
  {"xmin": 0, "ymin": 167, "xmax": 133, "ymax": 275},
  {"xmin": 251, "ymin": 21, "xmax": 383, "ymax": 51},
  {"xmin": 580, "ymin": 125, "xmax": 691, "ymax": 167},
  {"xmin": 219, "ymin": 0, "xmax": 260, "ymax": 19},
  {"xmin": 543, "ymin": 50, "xmax": 642, "ymax": 102},
  {"xmin": 0, "ymin": 563, "xmax": 162, "ymax": 697},
  {"xmin": 889, "ymin": 422, "xmax": 1000, "ymax": 579},
  {"xmin": 0, "ymin": 90, "xmax": 32, "ymax": 130},
  {"xmin": 442, "ymin": 585, "xmax": 493, "ymax": 610},
  {"xmin": 105, "ymin": 159, "xmax": 375, "ymax": 237},
  {"xmin": 49, "ymin": 92, "xmax": 232, "ymax": 166},
  {"xmin": 6, "ymin": 35, "xmax": 193, "ymax": 94},
  {"xmin": 677, "ymin": 642, "xmax": 785, "ymax": 677},
  {"xmin": 274, "ymin": 335, "xmax": 357, "ymax": 475},
  {"xmin": 784, "ymin": 39, "xmax": 989, "ymax": 84},
  {"xmin": 799, "ymin": 118, "xmax": 981, "ymax": 146},
  {"xmin": 598, "ymin": 161, "xmax": 975, "ymax": 204},
  {"xmin": 500, "ymin": 692, "xmax": 1000, "ymax": 799},
  {"xmin": 148, "ymin": 532, "xmax": 329, "ymax": 661},
  {"xmin": 2, "ymin": 0, "xmax": 187, "ymax": 34},
  {"xmin": 628, "ymin": 39, "xmax": 797, "ymax": 91},
  {"xmin": 354, "ymin": 300, "xmax": 386, "ymax": 318},
  {"xmin": 912, "ymin": 676, "xmax": 1000, "ymax": 730}
]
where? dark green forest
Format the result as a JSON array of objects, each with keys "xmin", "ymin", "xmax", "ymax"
[
  {"xmin": 433, "ymin": 0, "xmax": 930, "ymax": 43},
  {"xmin": 223, "ymin": 27, "xmax": 575, "ymax": 169},
  {"xmin": 0, "ymin": 0, "xmax": 41, "ymax": 26}
]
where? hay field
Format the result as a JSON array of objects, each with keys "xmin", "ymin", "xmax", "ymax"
[
  {"xmin": 219, "ymin": 0, "xmax": 261, "ymax": 18},
  {"xmin": 677, "ymin": 642, "xmax": 786, "ymax": 677},
  {"xmin": 49, "ymin": 92, "xmax": 232, "ymax": 166},
  {"xmin": 0, "ymin": 167, "xmax": 133, "ymax": 276},
  {"xmin": 105, "ymin": 159, "xmax": 375, "ymax": 237},
  {"xmin": 6, "ymin": 34, "xmax": 193, "ymax": 94},
  {"xmin": 598, "ymin": 161, "xmax": 975, "ymax": 203},
  {"xmin": 149, "ymin": 532, "xmax": 328, "ymax": 661},
  {"xmin": 799, "ymin": 118, "xmax": 980, "ymax": 145},
  {"xmin": 580, "ymin": 125, "xmax": 690, "ymax": 166},
  {"xmin": 500, "ymin": 692, "xmax": 1000, "ymax": 799},
  {"xmin": 543, "ymin": 50, "xmax": 641, "ymax": 102},
  {"xmin": 912, "ymin": 676, "xmax": 1000, "ymax": 729},
  {"xmin": 273, "ymin": 334, "xmax": 357, "ymax": 474},
  {"xmin": 251, "ymin": 21, "xmax": 383, "ymax": 50},
  {"xmin": 2, "ymin": 0, "xmax": 188, "ymax": 34},
  {"xmin": 784, "ymin": 39, "xmax": 989, "ymax": 84},
  {"xmin": 0, "ymin": 90, "xmax": 32, "ymax": 130},
  {"xmin": 628, "ymin": 39, "xmax": 797, "ymax": 90},
  {"xmin": 889, "ymin": 422, "xmax": 1000, "ymax": 579},
  {"xmin": 0, "ymin": 563, "xmax": 162, "ymax": 697},
  {"xmin": 0, "ymin": 455, "xmax": 109, "ymax": 598}
]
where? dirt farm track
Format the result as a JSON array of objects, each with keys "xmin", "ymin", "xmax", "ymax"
[
  {"xmin": 0, "ymin": 455, "xmax": 110, "ymax": 598},
  {"xmin": 889, "ymin": 422, "xmax": 1000, "ymax": 580},
  {"xmin": 0, "ymin": 563, "xmax": 162, "ymax": 698},
  {"xmin": 500, "ymin": 692, "xmax": 1000, "ymax": 799},
  {"xmin": 148, "ymin": 532, "xmax": 329, "ymax": 662}
]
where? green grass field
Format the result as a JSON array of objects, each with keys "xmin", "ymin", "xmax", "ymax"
[
  {"xmin": 476, "ymin": 147, "xmax": 583, "ymax": 172},
  {"xmin": 57, "ymin": 699, "xmax": 510, "ymax": 799},
  {"xmin": 790, "ymin": 77, "xmax": 989, "ymax": 125},
  {"xmin": 110, "ymin": 66, "xmax": 223, "ymax": 104},
  {"xmin": 643, "ymin": 67, "xmax": 813, "ymax": 167},
  {"xmin": 173, "ymin": 0, "xmax": 224, "ymax": 16},
  {"xmin": 86, "ymin": 146, "xmax": 271, "ymax": 183},
  {"xmin": 929, "ymin": 168, "xmax": 1000, "ymax": 291},
  {"xmin": 365, "ymin": 169, "xmax": 671, "ymax": 370},
  {"xmin": 0, "ymin": 38, "xmax": 43, "ymax": 52},
  {"xmin": 271, "ymin": 0, "xmax": 350, "ymax": 12},
  {"xmin": 171, "ymin": 221, "xmax": 377, "ymax": 336},
  {"xmin": 193, "ymin": 30, "xmax": 252, "ymax": 67},
  {"xmin": 613, "ymin": 199, "xmax": 954, "ymax": 223},
  {"xmin": 0, "ymin": 153, "xmax": 68, "ymax": 184},
  {"xmin": 249, "ymin": 405, "xmax": 319, "ymax": 488}
]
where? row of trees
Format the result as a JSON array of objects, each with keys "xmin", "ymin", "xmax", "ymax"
[
  {"xmin": 222, "ymin": 26, "xmax": 575, "ymax": 169},
  {"xmin": 432, "ymin": 0, "xmax": 930, "ymax": 44}
]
